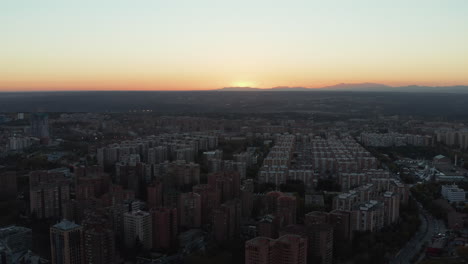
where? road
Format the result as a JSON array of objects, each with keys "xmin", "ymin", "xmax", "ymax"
[{"xmin": 390, "ymin": 203, "xmax": 446, "ymax": 264}]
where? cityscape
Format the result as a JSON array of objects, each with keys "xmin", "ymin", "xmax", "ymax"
[
  {"xmin": 2, "ymin": 1, "xmax": 468, "ymax": 264},
  {"xmin": 1, "ymin": 105, "xmax": 468, "ymax": 264}
]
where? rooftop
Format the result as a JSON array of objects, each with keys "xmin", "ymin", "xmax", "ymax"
[
  {"xmin": 52, "ymin": 220, "xmax": 81, "ymax": 231},
  {"xmin": 246, "ymin": 236, "xmax": 273, "ymax": 246}
]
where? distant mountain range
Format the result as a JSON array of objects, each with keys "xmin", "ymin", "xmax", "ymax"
[{"xmin": 217, "ymin": 83, "xmax": 468, "ymax": 93}]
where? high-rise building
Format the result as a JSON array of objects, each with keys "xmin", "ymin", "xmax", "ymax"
[
  {"xmin": 275, "ymin": 235, "xmax": 308, "ymax": 264},
  {"xmin": 303, "ymin": 210, "xmax": 354, "ymax": 259},
  {"xmin": 305, "ymin": 211, "xmax": 329, "ymax": 225},
  {"xmin": 213, "ymin": 199, "xmax": 241, "ymax": 242},
  {"xmin": 115, "ymin": 162, "xmax": 143, "ymax": 198},
  {"xmin": 147, "ymin": 181, "xmax": 163, "ymax": 209},
  {"xmin": 50, "ymin": 220, "xmax": 85, "ymax": 264},
  {"xmin": 276, "ymin": 195, "xmax": 297, "ymax": 227},
  {"xmin": 351, "ymin": 200, "xmax": 384, "ymax": 232},
  {"xmin": 74, "ymin": 166, "xmax": 111, "ymax": 199},
  {"xmin": 163, "ymin": 189, "xmax": 180, "ymax": 209},
  {"xmin": 62, "ymin": 199, "xmax": 99, "ymax": 225},
  {"xmin": 6, "ymin": 136, "xmax": 36, "ymax": 152},
  {"xmin": 29, "ymin": 171, "xmax": 71, "ymax": 219},
  {"xmin": 240, "ymin": 187, "xmax": 254, "ymax": 219},
  {"xmin": 0, "ymin": 172, "xmax": 17, "ymax": 201},
  {"xmin": 245, "ymin": 237, "xmax": 272, "ymax": 264},
  {"xmin": 178, "ymin": 192, "xmax": 201, "ymax": 229},
  {"xmin": 441, "ymin": 184, "xmax": 466, "ymax": 203},
  {"xmin": 257, "ymin": 215, "xmax": 279, "ymax": 239},
  {"xmin": 30, "ymin": 112, "xmax": 50, "ymax": 144},
  {"xmin": 258, "ymin": 191, "xmax": 297, "ymax": 227},
  {"xmin": 306, "ymin": 224, "xmax": 334, "ymax": 264},
  {"xmin": 208, "ymin": 172, "xmax": 241, "ymax": 205},
  {"xmin": 148, "ymin": 146, "xmax": 168, "ymax": 164},
  {"xmin": 280, "ymin": 223, "xmax": 334, "ymax": 264},
  {"xmin": 192, "ymin": 184, "xmax": 216, "ymax": 226},
  {"xmin": 265, "ymin": 191, "xmax": 283, "ymax": 214},
  {"xmin": 123, "ymin": 210, "xmax": 152, "ymax": 250},
  {"xmin": 383, "ymin": 192, "xmax": 400, "ymax": 225},
  {"xmin": 75, "ymin": 184, "xmax": 94, "ymax": 201},
  {"xmin": 81, "ymin": 209, "xmax": 116, "ymax": 264},
  {"xmin": 245, "ymin": 234, "xmax": 307, "ymax": 264},
  {"xmin": 154, "ymin": 160, "xmax": 200, "ymax": 188},
  {"xmin": 329, "ymin": 209, "xmax": 353, "ymax": 244},
  {"xmin": 151, "ymin": 207, "xmax": 178, "ymax": 250},
  {"xmin": 83, "ymin": 228, "xmax": 115, "ymax": 264}
]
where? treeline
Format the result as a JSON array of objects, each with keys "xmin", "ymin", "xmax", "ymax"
[{"xmin": 411, "ymin": 183, "xmax": 447, "ymax": 220}]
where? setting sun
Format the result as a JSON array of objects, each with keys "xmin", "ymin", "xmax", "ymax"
[{"xmin": 231, "ymin": 81, "xmax": 256, "ymax": 88}]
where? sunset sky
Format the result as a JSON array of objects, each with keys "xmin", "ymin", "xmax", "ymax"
[{"xmin": 1, "ymin": 0, "xmax": 468, "ymax": 91}]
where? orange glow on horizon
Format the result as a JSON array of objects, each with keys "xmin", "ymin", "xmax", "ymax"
[
  {"xmin": 2, "ymin": 64, "xmax": 468, "ymax": 91},
  {"xmin": 2, "ymin": 62, "xmax": 468, "ymax": 92},
  {"xmin": 1, "ymin": 79, "xmax": 468, "ymax": 92},
  {"xmin": 2, "ymin": 1, "xmax": 467, "ymax": 92},
  {"xmin": 0, "ymin": 79, "xmax": 468, "ymax": 92}
]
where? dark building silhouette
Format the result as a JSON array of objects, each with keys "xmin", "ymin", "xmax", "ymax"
[
  {"xmin": 29, "ymin": 171, "xmax": 71, "ymax": 219},
  {"xmin": 245, "ymin": 234, "xmax": 307, "ymax": 264},
  {"xmin": 83, "ymin": 227, "xmax": 115, "ymax": 264},
  {"xmin": 50, "ymin": 220, "xmax": 85, "ymax": 264},
  {"xmin": 0, "ymin": 172, "xmax": 17, "ymax": 201},
  {"xmin": 30, "ymin": 112, "xmax": 49, "ymax": 144},
  {"xmin": 147, "ymin": 181, "xmax": 163, "ymax": 209},
  {"xmin": 151, "ymin": 207, "xmax": 178, "ymax": 250},
  {"xmin": 178, "ymin": 192, "xmax": 201, "ymax": 229},
  {"xmin": 213, "ymin": 199, "xmax": 241, "ymax": 242}
]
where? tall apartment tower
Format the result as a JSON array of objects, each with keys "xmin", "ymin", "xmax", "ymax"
[
  {"xmin": 123, "ymin": 210, "xmax": 152, "ymax": 250},
  {"xmin": 276, "ymin": 195, "xmax": 297, "ymax": 227},
  {"xmin": 306, "ymin": 224, "xmax": 334, "ymax": 264},
  {"xmin": 192, "ymin": 184, "xmax": 216, "ymax": 226},
  {"xmin": 83, "ymin": 228, "xmax": 115, "ymax": 264},
  {"xmin": 280, "ymin": 221, "xmax": 334, "ymax": 264},
  {"xmin": 208, "ymin": 172, "xmax": 241, "ymax": 205},
  {"xmin": 178, "ymin": 192, "xmax": 201, "ymax": 228},
  {"xmin": 240, "ymin": 186, "xmax": 254, "ymax": 219},
  {"xmin": 383, "ymin": 191, "xmax": 400, "ymax": 225},
  {"xmin": 147, "ymin": 181, "xmax": 163, "ymax": 209},
  {"xmin": 0, "ymin": 172, "xmax": 17, "ymax": 201},
  {"xmin": 151, "ymin": 207, "xmax": 178, "ymax": 250},
  {"xmin": 30, "ymin": 112, "xmax": 50, "ymax": 144},
  {"xmin": 213, "ymin": 199, "xmax": 241, "ymax": 242},
  {"xmin": 29, "ymin": 171, "xmax": 70, "ymax": 219},
  {"xmin": 50, "ymin": 220, "xmax": 85, "ymax": 264},
  {"xmin": 245, "ymin": 234, "xmax": 307, "ymax": 264}
]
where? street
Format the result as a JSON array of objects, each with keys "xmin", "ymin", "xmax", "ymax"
[{"xmin": 390, "ymin": 203, "xmax": 446, "ymax": 264}]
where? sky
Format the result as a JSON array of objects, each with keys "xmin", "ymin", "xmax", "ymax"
[{"xmin": 1, "ymin": 0, "xmax": 468, "ymax": 91}]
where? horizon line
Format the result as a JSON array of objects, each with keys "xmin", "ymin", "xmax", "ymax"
[{"xmin": 1, "ymin": 83, "xmax": 468, "ymax": 93}]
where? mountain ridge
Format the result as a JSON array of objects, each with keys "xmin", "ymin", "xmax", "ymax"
[{"xmin": 217, "ymin": 83, "xmax": 468, "ymax": 93}]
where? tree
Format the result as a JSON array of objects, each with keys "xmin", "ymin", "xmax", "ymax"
[
  {"xmin": 316, "ymin": 178, "xmax": 341, "ymax": 192},
  {"xmin": 280, "ymin": 180, "xmax": 305, "ymax": 197},
  {"xmin": 255, "ymin": 182, "xmax": 276, "ymax": 193}
]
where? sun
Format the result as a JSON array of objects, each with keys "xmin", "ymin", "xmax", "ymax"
[{"xmin": 232, "ymin": 81, "xmax": 255, "ymax": 87}]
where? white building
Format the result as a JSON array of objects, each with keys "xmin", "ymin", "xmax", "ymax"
[
  {"xmin": 441, "ymin": 184, "xmax": 466, "ymax": 203},
  {"xmin": 124, "ymin": 210, "xmax": 152, "ymax": 250}
]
